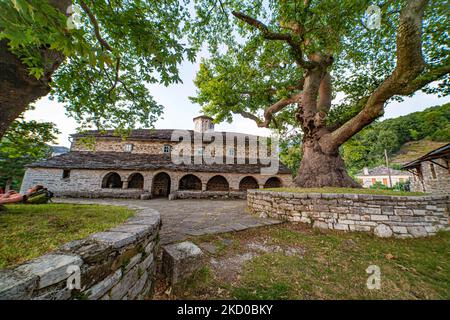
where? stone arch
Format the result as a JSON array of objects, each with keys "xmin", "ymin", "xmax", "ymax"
[
  {"xmin": 152, "ymin": 172, "xmax": 171, "ymax": 197},
  {"xmin": 206, "ymin": 175, "xmax": 229, "ymax": 191},
  {"xmin": 239, "ymin": 176, "xmax": 259, "ymax": 191},
  {"xmin": 102, "ymin": 172, "xmax": 123, "ymax": 189},
  {"xmin": 179, "ymin": 174, "xmax": 202, "ymax": 190},
  {"xmin": 128, "ymin": 173, "xmax": 144, "ymax": 189},
  {"xmin": 264, "ymin": 177, "xmax": 282, "ymax": 188}
]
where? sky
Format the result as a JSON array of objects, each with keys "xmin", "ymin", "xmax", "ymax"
[{"xmin": 24, "ymin": 53, "xmax": 450, "ymax": 148}]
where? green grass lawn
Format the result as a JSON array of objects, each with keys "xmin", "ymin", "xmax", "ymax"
[
  {"xmin": 262, "ymin": 187, "xmax": 426, "ymax": 196},
  {"xmin": 171, "ymin": 224, "xmax": 450, "ymax": 300},
  {"xmin": 0, "ymin": 203, "xmax": 134, "ymax": 269}
]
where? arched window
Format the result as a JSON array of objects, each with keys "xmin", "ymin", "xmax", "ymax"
[
  {"xmin": 239, "ymin": 176, "xmax": 259, "ymax": 191},
  {"xmin": 152, "ymin": 172, "xmax": 171, "ymax": 197},
  {"xmin": 102, "ymin": 172, "xmax": 123, "ymax": 189},
  {"xmin": 128, "ymin": 173, "xmax": 144, "ymax": 189},
  {"xmin": 206, "ymin": 175, "xmax": 229, "ymax": 191},
  {"xmin": 179, "ymin": 174, "xmax": 202, "ymax": 190},
  {"xmin": 264, "ymin": 177, "xmax": 282, "ymax": 188}
]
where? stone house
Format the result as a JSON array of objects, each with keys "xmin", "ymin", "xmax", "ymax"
[
  {"xmin": 21, "ymin": 116, "xmax": 293, "ymax": 199},
  {"xmin": 402, "ymin": 143, "xmax": 450, "ymax": 194},
  {"xmin": 355, "ymin": 166, "xmax": 411, "ymax": 188}
]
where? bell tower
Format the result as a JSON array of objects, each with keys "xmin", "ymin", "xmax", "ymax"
[{"xmin": 193, "ymin": 115, "xmax": 214, "ymax": 133}]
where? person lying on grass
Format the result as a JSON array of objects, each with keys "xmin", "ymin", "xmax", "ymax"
[{"xmin": 0, "ymin": 185, "xmax": 44, "ymax": 205}]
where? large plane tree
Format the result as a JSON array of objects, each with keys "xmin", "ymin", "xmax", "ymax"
[
  {"xmin": 191, "ymin": 0, "xmax": 449, "ymax": 187},
  {"xmin": 0, "ymin": 0, "xmax": 195, "ymax": 138}
]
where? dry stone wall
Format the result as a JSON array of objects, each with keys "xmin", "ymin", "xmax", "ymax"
[
  {"xmin": 247, "ymin": 190, "xmax": 449, "ymax": 238},
  {"xmin": 0, "ymin": 207, "xmax": 161, "ymax": 300}
]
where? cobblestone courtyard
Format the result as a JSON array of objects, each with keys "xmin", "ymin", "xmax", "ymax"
[{"xmin": 54, "ymin": 198, "xmax": 281, "ymax": 244}]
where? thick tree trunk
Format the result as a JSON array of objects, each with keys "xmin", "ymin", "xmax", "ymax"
[
  {"xmin": 294, "ymin": 137, "xmax": 360, "ymax": 188},
  {"xmin": 0, "ymin": 0, "xmax": 70, "ymax": 139},
  {"xmin": 293, "ymin": 60, "xmax": 360, "ymax": 188},
  {"xmin": 0, "ymin": 41, "xmax": 65, "ymax": 139}
]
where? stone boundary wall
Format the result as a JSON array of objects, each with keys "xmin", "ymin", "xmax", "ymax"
[
  {"xmin": 176, "ymin": 190, "xmax": 246, "ymax": 200},
  {"xmin": 57, "ymin": 190, "xmax": 145, "ymax": 199},
  {"xmin": 247, "ymin": 190, "xmax": 449, "ymax": 238},
  {"xmin": 0, "ymin": 207, "xmax": 161, "ymax": 300}
]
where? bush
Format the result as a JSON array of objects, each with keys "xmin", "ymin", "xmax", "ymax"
[{"xmin": 370, "ymin": 181, "xmax": 390, "ymax": 190}]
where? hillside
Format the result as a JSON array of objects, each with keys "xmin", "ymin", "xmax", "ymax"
[
  {"xmin": 391, "ymin": 140, "xmax": 449, "ymax": 165},
  {"xmin": 342, "ymin": 103, "xmax": 450, "ymax": 173}
]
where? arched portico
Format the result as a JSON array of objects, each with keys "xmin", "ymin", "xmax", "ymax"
[
  {"xmin": 264, "ymin": 177, "xmax": 282, "ymax": 188},
  {"xmin": 179, "ymin": 174, "xmax": 202, "ymax": 190},
  {"xmin": 102, "ymin": 172, "xmax": 123, "ymax": 189},
  {"xmin": 128, "ymin": 173, "xmax": 144, "ymax": 189},
  {"xmin": 152, "ymin": 172, "xmax": 171, "ymax": 197},
  {"xmin": 239, "ymin": 176, "xmax": 259, "ymax": 191},
  {"xmin": 206, "ymin": 175, "xmax": 229, "ymax": 191}
]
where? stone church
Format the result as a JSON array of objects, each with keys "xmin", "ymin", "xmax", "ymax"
[{"xmin": 21, "ymin": 116, "xmax": 293, "ymax": 199}]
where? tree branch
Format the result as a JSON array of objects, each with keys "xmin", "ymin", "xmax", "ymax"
[
  {"xmin": 235, "ymin": 111, "xmax": 264, "ymax": 125},
  {"xmin": 326, "ymin": 0, "xmax": 432, "ymax": 149},
  {"xmin": 259, "ymin": 93, "xmax": 302, "ymax": 127},
  {"xmin": 79, "ymin": 0, "xmax": 114, "ymax": 52},
  {"xmin": 235, "ymin": 92, "xmax": 302, "ymax": 128},
  {"xmin": 398, "ymin": 64, "xmax": 450, "ymax": 94},
  {"xmin": 232, "ymin": 11, "xmax": 315, "ymax": 69},
  {"xmin": 317, "ymin": 72, "xmax": 332, "ymax": 113},
  {"xmin": 79, "ymin": 0, "xmax": 121, "ymax": 95}
]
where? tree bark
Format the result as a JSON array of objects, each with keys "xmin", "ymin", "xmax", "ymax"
[
  {"xmin": 0, "ymin": 0, "xmax": 71, "ymax": 139},
  {"xmin": 294, "ymin": 137, "xmax": 359, "ymax": 188},
  {"xmin": 294, "ymin": 60, "xmax": 360, "ymax": 188}
]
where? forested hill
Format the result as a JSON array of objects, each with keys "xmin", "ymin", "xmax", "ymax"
[{"xmin": 342, "ymin": 103, "xmax": 450, "ymax": 174}]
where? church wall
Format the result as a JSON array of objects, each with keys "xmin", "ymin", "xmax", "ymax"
[{"xmin": 20, "ymin": 167, "xmax": 293, "ymax": 198}]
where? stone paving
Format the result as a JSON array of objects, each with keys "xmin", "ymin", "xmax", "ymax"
[{"xmin": 54, "ymin": 198, "xmax": 281, "ymax": 244}]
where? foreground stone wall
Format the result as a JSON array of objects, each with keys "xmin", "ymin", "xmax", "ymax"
[
  {"xmin": 247, "ymin": 190, "xmax": 449, "ymax": 238},
  {"xmin": 0, "ymin": 207, "xmax": 161, "ymax": 300}
]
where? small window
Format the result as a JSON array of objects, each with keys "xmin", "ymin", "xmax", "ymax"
[
  {"xmin": 62, "ymin": 170, "xmax": 71, "ymax": 179},
  {"xmin": 228, "ymin": 148, "xmax": 235, "ymax": 156},
  {"xmin": 430, "ymin": 163, "xmax": 437, "ymax": 179},
  {"xmin": 382, "ymin": 178, "xmax": 388, "ymax": 186},
  {"xmin": 124, "ymin": 143, "xmax": 134, "ymax": 152},
  {"xmin": 371, "ymin": 178, "xmax": 376, "ymax": 185},
  {"xmin": 196, "ymin": 147, "xmax": 204, "ymax": 155},
  {"xmin": 163, "ymin": 145, "xmax": 171, "ymax": 154}
]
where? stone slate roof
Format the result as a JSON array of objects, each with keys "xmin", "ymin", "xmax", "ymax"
[
  {"xmin": 355, "ymin": 166, "xmax": 410, "ymax": 176},
  {"xmin": 27, "ymin": 152, "xmax": 292, "ymax": 174},
  {"xmin": 71, "ymin": 129, "xmax": 261, "ymax": 141},
  {"xmin": 402, "ymin": 142, "xmax": 450, "ymax": 169}
]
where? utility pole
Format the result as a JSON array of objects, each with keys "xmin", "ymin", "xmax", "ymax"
[{"xmin": 385, "ymin": 149, "xmax": 392, "ymax": 188}]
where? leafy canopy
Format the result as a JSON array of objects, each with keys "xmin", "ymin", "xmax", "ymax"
[
  {"xmin": 0, "ymin": 0, "xmax": 197, "ymax": 131},
  {"xmin": 190, "ymin": 0, "xmax": 449, "ymax": 133}
]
